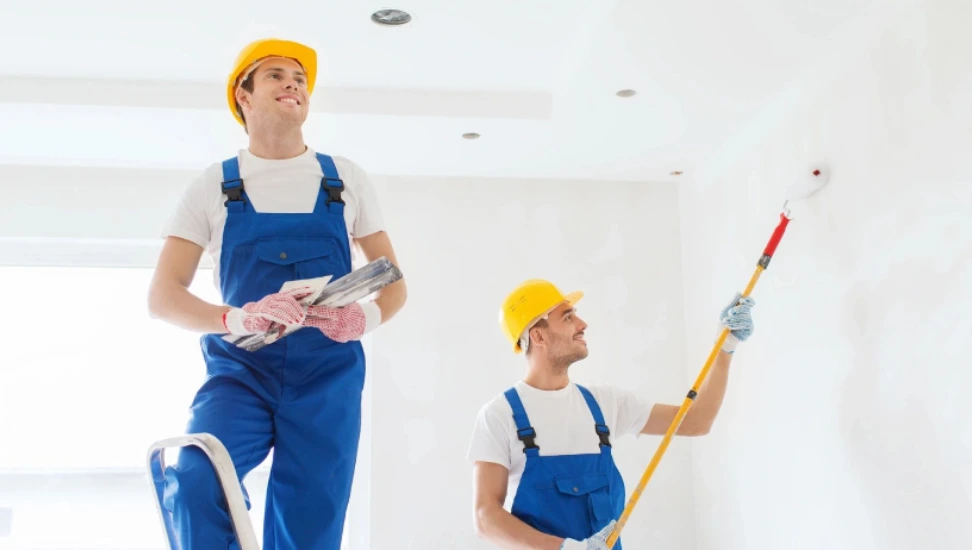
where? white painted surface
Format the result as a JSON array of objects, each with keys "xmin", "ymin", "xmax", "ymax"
[{"xmin": 677, "ymin": 1, "xmax": 972, "ymax": 548}]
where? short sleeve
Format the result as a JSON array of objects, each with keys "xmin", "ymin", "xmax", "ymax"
[
  {"xmin": 608, "ymin": 385, "xmax": 655, "ymax": 438},
  {"xmin": 466, "ymin": 403, "xmax": 513, "ymax": 469},
  {"xmin": 348, "ymin": 161, "xmax": 385, "ymax": 239},
  {"xmin": 161, "ymin": 173, "xmax": 212, "ymax": 248}
]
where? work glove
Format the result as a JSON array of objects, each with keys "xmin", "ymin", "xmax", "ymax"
[
  {"xmin": 302, "ymin": 301, "xmax": 381, "ymax": 343},
  {"xmin": 717, "ymin": 292, "xmax": 756, "ymax": 353},
  {"xmin": 560, "ymin": 520, "xmax": 617, "ymax": 550},
  {"xmin": 222, "ymin": 287, "xmax": 312, "ymax": 336}
]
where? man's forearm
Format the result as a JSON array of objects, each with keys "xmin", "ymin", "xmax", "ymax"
[
  {"xmin": 148, "ymin": 281, "xmax": 230, "ymax": 334},
  {"xmin": 476, "ymin": 504, "xmax": 565, "ymax": 550},
  {"xmin": 373, "ymin": 277, "xmax": 407, "ymax": 324},
  {"xmin": 683, "ymin": 350, "xmax": 732, "ymax": 434}
]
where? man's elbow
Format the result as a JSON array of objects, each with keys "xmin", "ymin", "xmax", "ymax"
[
  {"xmin": 147, "ymin": 287, "xmax": 164, "ymax": 320},
  {"xmin": 677, "ymin": 421, "xmax": 712, "ymax": 437},
  {"xmin": 395, "ymin": 277, "xmax": 408, "ymax": 308},
  {"xmin": 473, "ymin": 506, "xmax": 488, "ymax": 539},
  {"xmin": 146, "ymin": 280, "xmax": 175, "ymax": 320},
  {"xmin": 473, "ymin": 504, "xmax": 494, "ymax": 540}
]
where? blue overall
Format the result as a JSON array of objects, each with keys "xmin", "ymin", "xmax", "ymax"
[
  {"xmin": 162, "ymin": 153, "xmax": 366, "ymax": 550},
  {"xmin": 504, "ymin": 384, "xmax": 625, "ymax": 548}
]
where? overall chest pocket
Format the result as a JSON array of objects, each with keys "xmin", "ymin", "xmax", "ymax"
[
  {"xmin": 254, "ymin": 237, "xmax": 341, "ymax": 279},
  {"xmin": 554, "ymin": 473, "xmax": 615, "ymax": 523}
]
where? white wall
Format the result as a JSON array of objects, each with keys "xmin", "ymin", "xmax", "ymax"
[
  {"xmin": 367, "ymin": 175, "xmax": 694, "ymax": 549},
  {"xmin": 0, "ymin": 165, "xmax": 197, "ymax": 267},
  {"xmin": 677, "ymin": 1, "xmax": 972, "ymax": 549},
  {"xmin": 0, "ymin": 167, "xmax": 693, "ymax": 548}
]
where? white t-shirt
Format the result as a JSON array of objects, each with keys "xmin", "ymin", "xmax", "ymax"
[
  {"xmin": 467, "ymin": 381, "xmax": 655, "ymax": 506},
  {"xmin": 161, "ymin": 147, "xmax": 385, "ymax": 291}
]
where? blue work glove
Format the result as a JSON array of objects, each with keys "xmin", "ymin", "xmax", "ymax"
[
  {"xmin": 717, "ymin": 292, "xmax": 755, "ymax": 353},
  {"xmin": 560, "ymin": 520, "xmax": 617, "ymax": 549}
]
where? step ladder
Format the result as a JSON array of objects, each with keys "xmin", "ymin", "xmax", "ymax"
[{"xmin": 146, "ymin": 433, "xmax": 260, "ymax": 550}]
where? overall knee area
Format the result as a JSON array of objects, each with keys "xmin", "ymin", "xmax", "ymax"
[{"xmin": 162, "ymin": 446, "xmax": 240, "ymax": 513}]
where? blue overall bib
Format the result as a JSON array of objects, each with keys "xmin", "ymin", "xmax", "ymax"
[
  {"xmin": 162, "ymin": 153, "xmax": 366, "ymax": 550},
  {"xmin": 504, "ymin": 384, "xmax": 625, "ymax": 548}
]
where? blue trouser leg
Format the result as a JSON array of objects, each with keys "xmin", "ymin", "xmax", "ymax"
[
  {"xmin": 262, "ymin": 345, "xmax": 365, "ymax": 550},
  {"xmin": 163, "ymin": 371, "xmax": 274, "ymax": 550}
]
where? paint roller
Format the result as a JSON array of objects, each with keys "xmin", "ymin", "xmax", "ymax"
[{"xmin": 604, "ymin": 166, "xmax": 832, "ymax": 548}]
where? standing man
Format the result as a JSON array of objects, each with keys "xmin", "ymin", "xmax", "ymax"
[
  {"xmin": 468, "ymin": 279, "xmax": 755, "ymax": 549},
  {"xmin": 148, "ymin": 38, "xmax": 407, "ymax": 549}
]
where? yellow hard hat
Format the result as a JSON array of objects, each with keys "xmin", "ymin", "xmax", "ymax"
[
  {"xmin": 226, "ymin": 38, "xmax": 318, "ymax": 126},
  {"xmin": 499, "ymin": 279, "xmax": 583, "ymax": 354}
]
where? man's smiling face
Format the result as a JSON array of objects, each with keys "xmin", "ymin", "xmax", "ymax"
[{"xmin": 235, "ymin": 57, "xmax": 310, "ymax": 127}]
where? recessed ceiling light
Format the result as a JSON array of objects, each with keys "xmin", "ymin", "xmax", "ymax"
[
  {"xmin": 616, "ymin": 89, "xmax": 637, "ymax": 98},
  {"xmin": 462, "ymin": 132, "xmax": 480, "ymax": 140},
  {"xmin": 372, "ymin": 9, "xmax": 412, "ymax": 25}
]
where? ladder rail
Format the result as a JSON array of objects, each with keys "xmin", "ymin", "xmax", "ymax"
[{"xmin": 146, "ymin": 433, "xmax": 260, "ymax": 550}]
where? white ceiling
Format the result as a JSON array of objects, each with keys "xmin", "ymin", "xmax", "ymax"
[{"xmin": 0, "ymin": 0, "xmax": 882, "ymax": 181}]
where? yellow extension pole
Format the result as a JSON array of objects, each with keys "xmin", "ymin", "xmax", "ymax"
[{"xmin": 606, "ymin": 209, "xmax": 794, "ymax": 549}]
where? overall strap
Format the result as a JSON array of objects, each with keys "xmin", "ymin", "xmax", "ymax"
[
  {"xmin": 220, "ymin": 156, "xmax": 248, "ymax": 214},
  {"xmin": 313, "ymin": 153, "xmax": 345, "ymax": 214},
  {"xmin": 503, "ymin": 388, "xmax": 540, "ymax": 457},
  {"xmin": 575, "ymin": 384, "xmax": 612, "ymax": 450}
]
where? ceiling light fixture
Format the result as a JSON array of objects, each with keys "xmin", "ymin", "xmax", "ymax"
[
  {"xmin": 372, "ymin": 9, "xmax": 412, "ymax": 25},
  {"xmin": 616, "ymin": 89, "xmax": 637, "ymax": 98},
  {"xmin": 462, "ymin": 132, "xmax": 480, "ymax": 140}
]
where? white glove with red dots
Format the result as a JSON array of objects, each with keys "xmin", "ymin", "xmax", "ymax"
[
  {"xmin": 302, "ymin": 301, "xmax": 382, "ymax": 343},
  {"xmin": 222, "ymin": 287, "xmax": 313, "ymax": 336}
]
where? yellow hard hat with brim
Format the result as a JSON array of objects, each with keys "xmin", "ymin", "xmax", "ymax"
[
  {"xmin": 227, "ymin": 38, "xmax": 318, "ymax": 126},
  {"xmin": 499, "ymin": 279, "xmax": 583, "ymax": 354}
]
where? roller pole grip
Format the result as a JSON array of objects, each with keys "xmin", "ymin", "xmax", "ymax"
[{"xmin": 757, "ymin": 213, "xmax": 791, "ymax": 269}]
